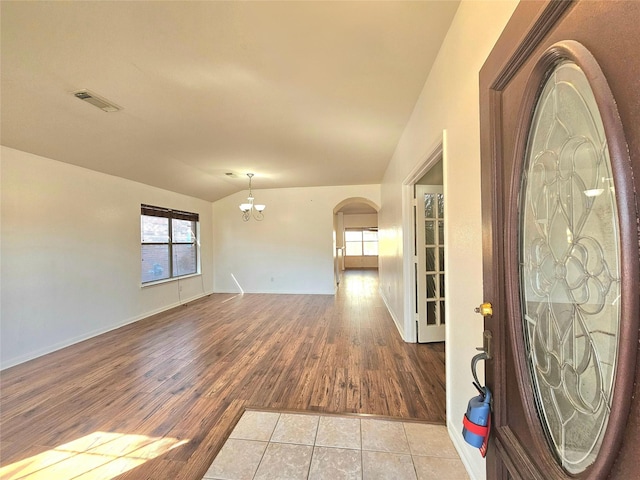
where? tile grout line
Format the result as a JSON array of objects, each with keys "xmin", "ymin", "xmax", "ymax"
[
  {"xmin": 403, "ymin": 422, "xmax": 420, "ymax": 480},
  {"xmin": 250, "ymin": 412, "xmax": 280, "ymax": 480},
  {"xmin": 305, "ymin": 415, "xmax": 321, "ymax": 480},
  {"xmin": 205, "ymin": 411, "xmax": 466, "ymax": 480},
  {"xmin": 359, "ymin": 417, "xmax": 364, "ymax": 479}
]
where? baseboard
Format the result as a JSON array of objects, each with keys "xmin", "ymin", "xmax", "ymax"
[
  {"xmin": 0, "ymin": 290, "xmax": 214, "ymax": 370},
  {"xmin": 378, "ymin": 288, "xmax": 408, "ymax": 341},
  {"xmin": 448, "ymin": 422, "xmax": 486, "ymax": 480}
]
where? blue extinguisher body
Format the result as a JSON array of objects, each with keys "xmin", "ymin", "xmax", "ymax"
[{"xmin": 462, "ymin": 388, "xmax": 491, "ymax": 448}]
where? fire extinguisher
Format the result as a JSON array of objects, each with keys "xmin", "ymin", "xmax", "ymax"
[{"xmin": 462, "ymin": 351, "xmax": 491, "ymax": 457}]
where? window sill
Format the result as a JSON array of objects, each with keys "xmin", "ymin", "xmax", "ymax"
[{"xmin": 141, "ymin": 273, "xmax": 201, "ymax": 288}]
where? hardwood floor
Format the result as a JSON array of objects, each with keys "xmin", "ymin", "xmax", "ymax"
[{"xmin": 0, "ymin": 270, "xmax": 446, "ymax": 479}]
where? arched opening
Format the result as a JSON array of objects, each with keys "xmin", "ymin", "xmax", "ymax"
[{"xmin": 333, "ymin": 198, "xmax": 379, "ymax": 287}]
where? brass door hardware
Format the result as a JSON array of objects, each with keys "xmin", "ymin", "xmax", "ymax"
[{"xmin": 474, "ymin": 302, "xmax": 493, "ymax": 317}]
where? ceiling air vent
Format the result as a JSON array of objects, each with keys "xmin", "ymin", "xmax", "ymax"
[{"xmin": 72, "ymin": 90, "xmax": 122, "ymax": 112}]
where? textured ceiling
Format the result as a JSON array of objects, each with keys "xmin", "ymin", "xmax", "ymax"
[{"xmin": 1, "ymin": 1, "xmax": 460, "ymax": 202}]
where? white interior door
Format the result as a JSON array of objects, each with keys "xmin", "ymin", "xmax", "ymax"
[{"xmin": 415, "ymin": 185, "xmax": 445, "ymax": 343}]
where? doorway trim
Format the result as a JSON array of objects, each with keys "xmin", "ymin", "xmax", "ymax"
[{"xmin": 402, "ymin": 133, "xmax": 446, "ymax": 342}]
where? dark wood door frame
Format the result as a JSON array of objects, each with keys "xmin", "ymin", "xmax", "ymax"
[{"xmin": 480, "ymin": 1, "xmax": 640, "ymax": 478}]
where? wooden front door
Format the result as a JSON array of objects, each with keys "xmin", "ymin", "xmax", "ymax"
[{"xmin": 479, "ymin": 1, "xmax": 640, "ymax": 479}]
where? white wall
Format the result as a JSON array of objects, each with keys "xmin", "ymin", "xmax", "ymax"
[
  {"xmin": 0, "ymin": 146, "xmax": 213, "ymax": 369},
  {"xmin": 212, "ymin": 184, "xmax": 380, "ymax": 294},
  {"xmin": 344, "ymin": 256, "xmax": 378, "ymax": 269},
  {"xmin": 378, "ymin": 1, "xmax": 518, "ymax": 479},
  {"xmin": 343, "ymin": 213, "xmax": 377, "ymax": 229}
]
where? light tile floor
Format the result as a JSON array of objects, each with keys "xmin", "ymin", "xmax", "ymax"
[{"xmin": 202, "ymin": 410, "xmax": 470, "ymax": 480}]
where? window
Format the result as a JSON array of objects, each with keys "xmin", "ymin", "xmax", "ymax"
[
  {"xmin": 141, "ymin": 204, "xmax": 199, "ymax": 284},
  {"xmin": 345, "ymin": 228, "xmax": 378, "ymax": 256}
]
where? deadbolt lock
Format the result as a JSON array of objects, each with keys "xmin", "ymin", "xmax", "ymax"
[{"xmin": 474, "ymin": 302, "xmax": 493, "ymax": 317}]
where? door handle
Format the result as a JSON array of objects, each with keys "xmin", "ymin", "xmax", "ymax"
[
  {"xmin": 477, "ymin": 330, "xmax": 492, "ymax": 360},
  {"xmin": 474, "ymin": 302, "xmax": 493, "ymax": 317}
]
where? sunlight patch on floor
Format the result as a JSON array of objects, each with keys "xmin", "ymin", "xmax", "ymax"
[{"xmin": 0, "ymin": 431, "xmax": 188, "ymax": 479}]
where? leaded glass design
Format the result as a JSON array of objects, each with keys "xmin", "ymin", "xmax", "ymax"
[
  {"xmin": 425, "ymin": 193, "xmax": 435, "ymax": 218},
  {"xmin": 519, "ymin": 60, "xmax": 621, "ymax": 474}
]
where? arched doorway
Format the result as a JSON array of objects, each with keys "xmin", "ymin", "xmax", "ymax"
[{"xmin": 333, "ymin": 198, "xmax": 379, "ymax": 287}]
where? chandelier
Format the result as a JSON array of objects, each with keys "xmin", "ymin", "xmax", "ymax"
[{"xmin": 239, "ymin": 173, "xmax": 265, "ymax": 221}]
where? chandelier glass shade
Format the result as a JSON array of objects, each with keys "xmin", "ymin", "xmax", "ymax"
[{"xmin": 239, "ymin": 173, "xmax": 265, "ymax": 221}]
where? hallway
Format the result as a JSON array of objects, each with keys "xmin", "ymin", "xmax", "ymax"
[{"xmin": 0, "ymin": 270, "xmax": 447, "ymax": 479}]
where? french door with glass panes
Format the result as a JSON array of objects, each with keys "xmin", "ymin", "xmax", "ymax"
[{"xmin": 415, "ymin": 185, "xmax": 445, "ymax": 343}]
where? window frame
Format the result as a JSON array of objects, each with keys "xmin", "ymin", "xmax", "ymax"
[
  {"xmin": 141, "ymin": 204, "xmax": 200, "ymax": 285},
  {"xmin": 344, "ymin": 228, "xmax": 378, "ymax": 257}
]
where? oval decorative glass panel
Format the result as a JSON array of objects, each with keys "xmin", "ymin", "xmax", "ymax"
[{"xmin": 519, "ymin": 60, "xmax": 621, "ymax": 474}]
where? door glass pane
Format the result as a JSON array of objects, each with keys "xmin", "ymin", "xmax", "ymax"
[
  {"xmin": 426, "ymin": 247, "xmax": 435, "ymax": 271},
  {"xmin": 440, "ymin": 301, "xmax": 445, "ymax": 325},
  {"xmin": 426, "ymin": 274, "xmax": 436, "ymax": 299},
  {"xmin": 414, "ymin": 263, "xmax": 419, "ymax": 314},
  {"xmin": 439, "ymin": 247, "xmax": 444, "ymax": 271},
  {"xmin": 437, "ymin": 193, "xmax": 444, "ymax": 218},
  {"xmin": 413, "ymin": 206, "xmax": 417, "ymax": 255},
  {"xmin": 426, "ymin": 301, "xmax": 436, "ymax": 325},
  {"xmin": 519, "ymin": 60, "xmax": 620, "ymax": 475},
  {"xmin": 425, "ymin": 220, "xmax": 435, "ymax": 245},
  {"xmin": 439, "ymin": 274, "xmax": 445, "ymax": 298},
  {"xmin": 424, "ymin": 193, "xmax": 435, "ymax": 218},
  {"xmin": 438, "ymin": 220, "xmax": 444, "ymax": 244}
]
